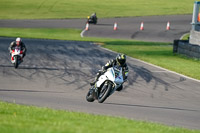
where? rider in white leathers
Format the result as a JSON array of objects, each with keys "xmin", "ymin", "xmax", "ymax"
[{"xmin": 90, "ymin": 54, "xmax": 129, "ymax": 91}]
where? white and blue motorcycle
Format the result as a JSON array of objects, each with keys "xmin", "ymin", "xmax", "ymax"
[{"xmin": 86, "ymin": 66, "xmax": 124, "ymax": 103}]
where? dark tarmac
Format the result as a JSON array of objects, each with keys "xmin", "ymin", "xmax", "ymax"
[{"xmin": 0, "ymin": 37, "xmax": 200, "ymax": 129}]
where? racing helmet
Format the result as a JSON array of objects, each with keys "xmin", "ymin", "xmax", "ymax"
[
  {"xmin": 16, "ymin": 37, "xmax": 22, "ymax": 46},
  {"xmin": 116, "ymin": 54, "xmax": 126, "ymax": 66}
]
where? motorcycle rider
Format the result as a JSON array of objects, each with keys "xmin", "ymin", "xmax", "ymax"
[
  {"xmin": 9, "ymin": 37, "xmax": 26, "ymax": 60},
  {"xmin": 91, "ymin": 12, "xmax": 97, "ymax": 20},
  {"xmin": 88, "ymin": 12, "xmax": 97, "ymax": 23},
  {"xmin": 90, "ymin": 53, "xmax": 129, "ymax": 91}
]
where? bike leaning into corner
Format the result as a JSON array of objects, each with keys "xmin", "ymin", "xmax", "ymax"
[
  {"xmin": 86, "ymin": 66, "xmax": 125, "ymax": 103},
  {"xmin": 86, "ymin": 54, "xmax": 129, "ymax": 103}
]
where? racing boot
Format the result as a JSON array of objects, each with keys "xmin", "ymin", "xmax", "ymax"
[{"xmin": 90, "ymin": 81, "xmax": 95, "ymax": 86}]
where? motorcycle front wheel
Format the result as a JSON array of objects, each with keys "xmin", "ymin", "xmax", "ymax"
[
  {"xmin": 14, "ymin": 56, "xmax": 19, "ymax": 69},
  {"xmin": 86, "ymin": 88, "xmax": 95, "ymax": 102},
  {"xmin": 98, "ymin": 82, "xmax": 112, "ymax": 103}
]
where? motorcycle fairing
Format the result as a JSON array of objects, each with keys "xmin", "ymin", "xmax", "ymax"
[{"xmin": 96, "ymin": 67, "xmax": 124, "ymax": 88}]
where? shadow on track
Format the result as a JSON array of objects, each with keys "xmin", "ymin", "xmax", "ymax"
[{"xmin": 0, "ymin": 89, "xmax": 64, "ymax": 94}]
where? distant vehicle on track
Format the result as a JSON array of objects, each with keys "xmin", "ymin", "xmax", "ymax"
[{"xmin": 87, "ymin": 13, "xmax": 97, "ymax": 24}]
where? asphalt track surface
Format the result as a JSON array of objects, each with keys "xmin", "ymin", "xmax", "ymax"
[
  {"xmin": 0, "ymin": 37, "xmax": 200, "ymax": 130},
  {"xmin": 0, "ymin": 15, "xmax": 192, "ymax": 42},
  {"xmin": 0, "ymin": 15, "xmax": 200, "ymax": 130}
]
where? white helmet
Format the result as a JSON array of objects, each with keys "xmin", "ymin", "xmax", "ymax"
[
  {"xmin": 16, "ymin": 37, "xmax": 22, "ymax": 42},
  {"xmin": 16, "ymin": 37, "xmax": 22, "ymax": 46}
]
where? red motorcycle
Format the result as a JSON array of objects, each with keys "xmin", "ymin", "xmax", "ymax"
[{"xmin": 11, "ymin": 46, "xmax": 24, "ymax": 68}]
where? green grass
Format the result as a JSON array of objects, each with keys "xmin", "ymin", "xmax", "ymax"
[
  {"xmin": 104, "ymin": 41, "xmax": 200, "ymax": 80},
  {"xmin": 0, "ymin": 28, "xmax": 83, "ymax": 41},
  {"xmin": 0, "ymin": 101, "xmax": 199, "ymax": 133},
  {"xmin": 181, "ymin": 33, "xmax": 190, "ymax": 40},
  {"xmin": 0, "ymin": 0, "xmax": 193, "ymax": 19},
  {"xmin": 0, "ymin": 28, "xmax": 118, "ymax": 42},
  {"xmin": 0, "ymin": 28, "xmax": 200, "ymax": 80}
]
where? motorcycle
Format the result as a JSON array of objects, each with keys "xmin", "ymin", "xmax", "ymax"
[
  {"xmin": 87, "ymin": 16, "xmax": 97, "ymax": 24},
  {"xmin": 11, "ymin": 46, "xmax": 23, "ymax": 68},
  {"xmin": 86, "ymin": 66, "xmax": 124, "ymax": 103}
]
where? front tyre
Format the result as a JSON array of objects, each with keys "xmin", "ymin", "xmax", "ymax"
[
  {"xmin": 86, "ymin": 88, "xmax": 95, "ymax": 102},
  {"xmin": 14, "ymin": 56, "xmax": 19, "ymax": 69},
  {"xmin": 98, "ymin": 82, "xmax": 112, "ymax": 103}
]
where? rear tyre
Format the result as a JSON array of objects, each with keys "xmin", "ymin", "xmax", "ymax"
[
  {"xmin": 86, "ymin": 88, "xmax": 95, "ymax": 102},
  {"xmin": 98, "ymin": 82, "xmax": 112, "ymax": 103},
  {"xmin": 116, "ymin": 85, "xmax": 123, "ymax": 91}
]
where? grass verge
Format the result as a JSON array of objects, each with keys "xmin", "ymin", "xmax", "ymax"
[
  {"xmin": 0, "ymin": 0, "xmax": 193, "ymax": 19},
  {"xmin": 181, "ymin": 33, "xmax": 190, "ymax": 40},
  {"xmin": 104, "ymin": 41, "xmax": 200, "ymax": 80},
  {"xmin": 0, "ymin": 28, "xmax": 115, "ymax": 42},
  {"xmin": 0, "ymin": 101, "xmax": 199, "ymax": 133}
]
